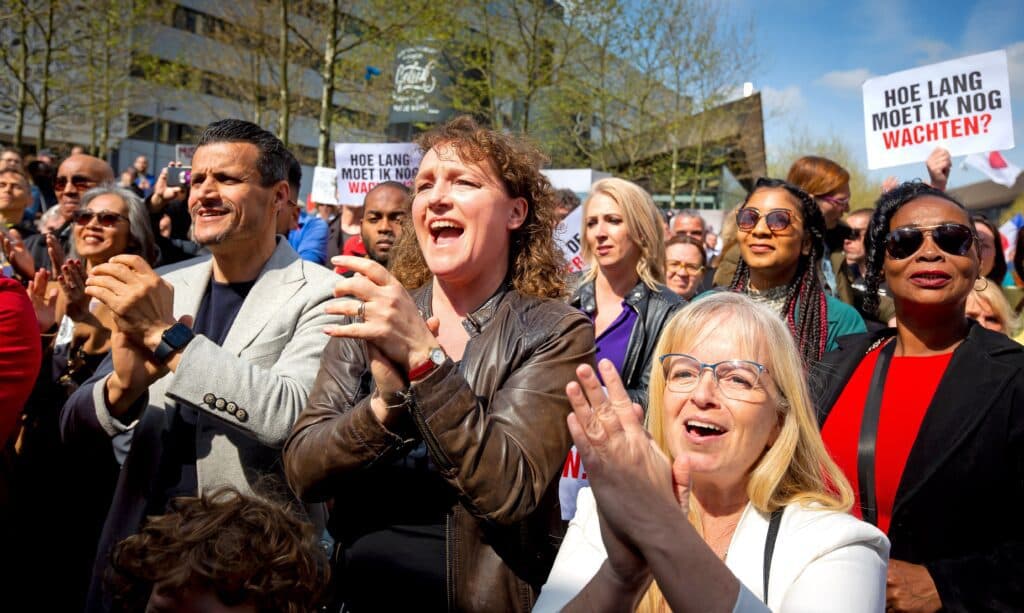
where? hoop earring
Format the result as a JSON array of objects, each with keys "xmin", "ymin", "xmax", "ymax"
[{"xmin": 975, "ymin": 276, "xmax": 989, "ymax": 291}]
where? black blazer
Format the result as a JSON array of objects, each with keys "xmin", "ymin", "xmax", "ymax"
[
  {"xmin": 812, "ymin": 322, "xmax": 1024, "ymax": 612},
  {"xmin": 570, "ymin": 279, "xmax": 683, "ymax": 410}
]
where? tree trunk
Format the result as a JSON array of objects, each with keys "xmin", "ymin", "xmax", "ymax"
[
  {"xmin": 99, "ymin": 3, "xmax": 112, "ymax": 159},
  {"xmin": 13, "ymin": 0, "xmax": 29, "ymax": 150},
  {"xmin": 36, "ymin": 0, "xmax": 56, "ymax": 150},
  {"xmin": 277, "ymin": 0, "xmax": 289, "ymax": 146},
  {"xmin": 317, "ymin": 0, "xmax": 339, "ymax": 167}
]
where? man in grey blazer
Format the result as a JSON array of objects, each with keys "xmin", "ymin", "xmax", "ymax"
[{"xmin": 61, "ymin": 119, "xmax": 342, "ymax": 612}]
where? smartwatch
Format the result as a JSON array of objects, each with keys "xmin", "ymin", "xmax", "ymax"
[
  {"xmin": 408, "ymin": 347, "xmax": 446, "ymax": 382},
  {"xmin": 154, "ymin": 322, "xmax": 195, "ymax": 364}
]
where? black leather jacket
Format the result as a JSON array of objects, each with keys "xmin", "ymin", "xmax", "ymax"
[{"xmin": 570, "ymin": 279, "xmax": 684, "ymax": 409}]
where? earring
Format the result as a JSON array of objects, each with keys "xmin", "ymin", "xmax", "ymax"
[{"xmin": 975, "ymin": 276, "xmax": 989, "ymax": 291}]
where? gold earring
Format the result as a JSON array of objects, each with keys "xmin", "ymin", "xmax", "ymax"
[{"xmin": 975, "ymin": 276, "xmax": 989, "ymax": 291}]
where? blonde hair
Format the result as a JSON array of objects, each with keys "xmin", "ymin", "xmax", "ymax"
[
  {"xmin": 969, "ymin": 283, "xmax": 1019, "ymax": 336},
  {"xmin": 580, "ymin": 178, "xmax": 665, "ymax": 290},
  {"xmin": 638, "ymin": 292, "xmax": 853, "ymax": 612}
]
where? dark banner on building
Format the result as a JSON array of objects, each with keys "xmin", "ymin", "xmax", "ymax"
[{"xmin": 388, "ymin": 45, "xmax": 452, "ymax": 125}]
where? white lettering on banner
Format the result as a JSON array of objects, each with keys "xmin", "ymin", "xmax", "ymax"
[
  {"xmin": 333, "ymin": 143, "xmax": 422, "ymax": 205},
  {"xmin": 862, "ymin": 50, "xmax": 1014, "ymax": 170}
]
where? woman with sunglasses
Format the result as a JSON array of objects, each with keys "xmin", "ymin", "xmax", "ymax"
[
  {"xmin": 972, "ymin": 214, "xmax": 1007, "ymax": 286},
  {"xmin": 535, "ymin": 293, "xmax": 888, "ymax": 612},
  {"xmin": 728, "ymin": 178, "xmax": 864, "ymax": 365},
  {"xmin": 815, "ymin": 181, "xmax": 1024, "ymax": 612}
]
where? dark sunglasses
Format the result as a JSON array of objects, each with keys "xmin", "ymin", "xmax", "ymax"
[
  {"xmin": 846, "ymin": 228, "xmax": 865, "ymax": 240},
  {"xmin": 55, "ymin": 175, "xmax": 99, "ymax": 191},
  {"xmin": 72, "ymin": 209, "xmax": 129, "ymax": 227},
  {"xmin": 885, "ymin": 223, "xmax": 975, "ymax": 260},
  {"xmin": 736, "ymin": 208, "xmax": 795, "ymax": 232}
]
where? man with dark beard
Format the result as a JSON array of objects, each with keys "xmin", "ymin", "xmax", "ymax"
[{"xmin": 360, "ymin": 181, "xmax": 409, "ymax": 266}]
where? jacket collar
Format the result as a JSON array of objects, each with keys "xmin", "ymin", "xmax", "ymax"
[
  {"xmin": 413, "ymin": 278, "xmax": 513, "ymax": 337},
  {"xmin": 573, "ymin": 278, "xmax": 649, "ymax": 315}
]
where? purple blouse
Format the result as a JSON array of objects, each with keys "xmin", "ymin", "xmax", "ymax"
[{"xmin": 589, "ymin": 300, "xmax": 638, "ymax": 378}]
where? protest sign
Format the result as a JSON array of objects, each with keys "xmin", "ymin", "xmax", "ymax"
[
  {"xmin": 311, "ymin": 167, "xmax": 339, "ymax": 205},
  {"xmin": 863, "ymin": 50, "xmax": 1014, "ymax": 169},
  {"xmin": 174, "ymin": 144, "xmax": 197, "ymax": 165},
  {"xmin": 555, "ymin": 205, "xmax": 587, "ymax": 274},
  {"xmin": 334, "ymin": 143, "xmax": 421, "ymax": 205}
]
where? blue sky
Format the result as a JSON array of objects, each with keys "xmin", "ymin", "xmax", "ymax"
[{"xmin": 728, "ymin": 0, "xmax": 1024, "ymax": 189}]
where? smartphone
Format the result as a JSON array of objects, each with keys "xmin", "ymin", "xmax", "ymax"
[{"xmin": 166, "ymin": 166, "xmax": 192, "ymax": 187}]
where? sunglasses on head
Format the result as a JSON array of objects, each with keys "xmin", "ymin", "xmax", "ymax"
[
  {"xmin": 55, "ymin": 175, "xmax": 98, "ymax": 191},
  {"xmin": 885, "ymin": 223, "xmax": 974, "ymax": 260},
  {"xmin": 736, "ymin": 208, "xmax": 796, "ymax": 232},
  {"xmin": 72, "ymin": 209, "xmax": 129, "ymax": 227}
]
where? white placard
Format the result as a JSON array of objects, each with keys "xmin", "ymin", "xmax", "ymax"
[
  {"xmin": 333, "ymin": 143, "xmax": 422, "ymax": 206},
  {"xmin": 863, "ymin": 50, "xmax": 1014, "ymax": 170},
  {"xmin": 311, "ymin": 166, "xmax": 339, "ymax": 205},
  {"xmin": 555, "ymin": 202, "xmax": 588, "ymax": 274}
]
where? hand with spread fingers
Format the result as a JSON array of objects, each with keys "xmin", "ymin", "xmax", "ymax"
[
  {"xmin": 2, "ymin": 230, "xmax": 35, "ymax": 279},
  {"xmin": 566, "ymin": 360, "xmax": 688, "ymax": 583},
  {"xmin": 84, "ymin": 253, "xmax": 176, "ymax": 352},
  {"xmin": 46, "ymin": 232, "xmax": 66, "ymax": 277},
  {"xmin": 326, "ymin": 255, "xmax": 439, "ymax": 376}
]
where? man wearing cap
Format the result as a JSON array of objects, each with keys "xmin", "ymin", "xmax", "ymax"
[{"xmin": 61, "ymin": 119, "xmax": 342, "ymax": 612}]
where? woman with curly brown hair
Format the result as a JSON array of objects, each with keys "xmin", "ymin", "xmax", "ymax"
[
  {"xmin": 283, "ymin": 115, "xmax": 595, "ymax": 611},
  {"xmin": 106, "ymin": 487, "xmax": 327, "ymax": 613}
]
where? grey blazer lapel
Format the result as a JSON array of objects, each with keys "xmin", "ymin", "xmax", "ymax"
[
  {"xmin": 221, "ymin": 240, "xmax": 304, "ymax": 354},
  {"xmin": 171, "ymin": 256, "xmax": 213, "ymax": 319}
]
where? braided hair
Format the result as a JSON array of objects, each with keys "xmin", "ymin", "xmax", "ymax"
[
  {"xmin": 729, "ymin": 178, "xmax": 829, "ymax": 364},
  {"xmin": 862, "ymin": 181, "xmax": 975, "ymax": 317}
]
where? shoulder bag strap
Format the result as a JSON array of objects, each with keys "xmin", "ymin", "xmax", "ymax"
[
  {"xmin": 762, "ymin": 506, "xmax": 785, "ymax": 604},
  {"xmin": 857, "ymin": 340, "xmax": 896, "ymax": 527}
]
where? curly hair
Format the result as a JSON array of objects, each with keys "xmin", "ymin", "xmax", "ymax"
[
  {"xmin": 729, "ymin": 178, "xmax": 829, "ymax": 364},
  {"xmin": 862, "ymin": 181, "xmax": 976, "ymax": 317},
  {"xmin": 388, "ymin": 115, "xmax": 566, "ymax": 298},
  {"xmin": 106, "ymin": 487, "xmax": 327, "ymax": 613}
]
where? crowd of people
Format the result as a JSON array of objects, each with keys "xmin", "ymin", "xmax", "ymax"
[{"xmin": 1, "ymin": 115, "xmax": 1022, "ymax": 613}]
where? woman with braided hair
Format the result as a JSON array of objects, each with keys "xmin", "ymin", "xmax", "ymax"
[
  {"xmin": 815, "ymin": 181, "xmax": 1024, "ymax": 611},
  {"xmin": 728, "ymin": 178, "xmax": 864, "ymax": 364}
]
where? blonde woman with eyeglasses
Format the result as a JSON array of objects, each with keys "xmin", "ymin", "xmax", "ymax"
[{"xmin": 535, "ymin": 293, "xmax": 888, "ymax": 612}]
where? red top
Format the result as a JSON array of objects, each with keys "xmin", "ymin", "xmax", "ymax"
[
  {"xmin": 821, "ymin": 342, "xmax": 953, "ymax": 534},
  {"xmin": 0, "ymin": 275, "xmax": 42, "ymax": 443}
]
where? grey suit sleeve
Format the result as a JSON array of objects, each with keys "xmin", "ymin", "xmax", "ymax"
[
  {"xmin": 60, "ymin": 352, "xmax": 146, "ymax": 444},
  {"xmin": 163, "ymin": 286, "xmax": 342, "ymax": 448}
]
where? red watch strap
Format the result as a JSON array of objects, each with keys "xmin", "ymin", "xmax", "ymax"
[{"xmin": 408, "ymin": 350, "xmax": 442, "ymax": 382}]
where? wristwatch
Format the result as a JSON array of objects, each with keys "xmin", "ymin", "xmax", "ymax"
[
  {"xmin": 408, "ymin": 347, "xmax": 446, "ymax": 382},
  {"xmin": 154, "ymin": 322, "xmax": 195, "ymax": 364}
]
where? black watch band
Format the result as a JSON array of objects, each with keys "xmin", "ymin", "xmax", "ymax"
[{"xmin": 154, "ymin": 322, "xmax": 194, "ymax": 363}]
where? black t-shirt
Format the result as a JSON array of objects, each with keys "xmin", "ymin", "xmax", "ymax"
[{"xmin": 148, "ymin": 278, "xmax": 255, "ymax": 514}]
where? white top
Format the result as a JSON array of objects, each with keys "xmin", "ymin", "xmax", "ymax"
[{"xmin": 535, "ymin": 488, "xmax": 889, "ymax": 612}]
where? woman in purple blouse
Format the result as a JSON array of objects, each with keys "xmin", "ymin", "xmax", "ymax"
[{"xmin": 561, "ymin": 178, "xmax": 683, "ymax": 520}]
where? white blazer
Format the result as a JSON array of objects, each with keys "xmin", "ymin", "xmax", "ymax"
[{"xmin": 535, "ymin": 488, "xmax": 889, "ymax": 612}]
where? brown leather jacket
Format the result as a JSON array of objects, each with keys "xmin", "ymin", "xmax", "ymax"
[{"xmin": 283, "ymin": 283, "xmax": 596, "ymax": 611}]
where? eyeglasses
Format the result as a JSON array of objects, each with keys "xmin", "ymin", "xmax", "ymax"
[
  {"xmin": 676, "ymin": 229, "xmax": 704, "ymax": 238},
  {"xmin": 885, "ymin": 223, "xmax": 975, "ymax": 260},
  {"xmin": 54, "ymin": 175, "xmax": 99, "ymax": 191},
  {"xmin": 659, "ymin": 353, "xmax": 769, "ymax": 401},
  {"xmin": 667, "ymin": 261, "xmax": 705, "ymax": 275},
  {"xmin": 736, "ymin": 208, "xmax": 796, "ymax": 232},
  {"xmin": 72, "ymin": 209, "xmax": 129, "ymax": 227},
  {"xmin": 846, "ymin": 228, "xmax": 865, "ymax": 241}
]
